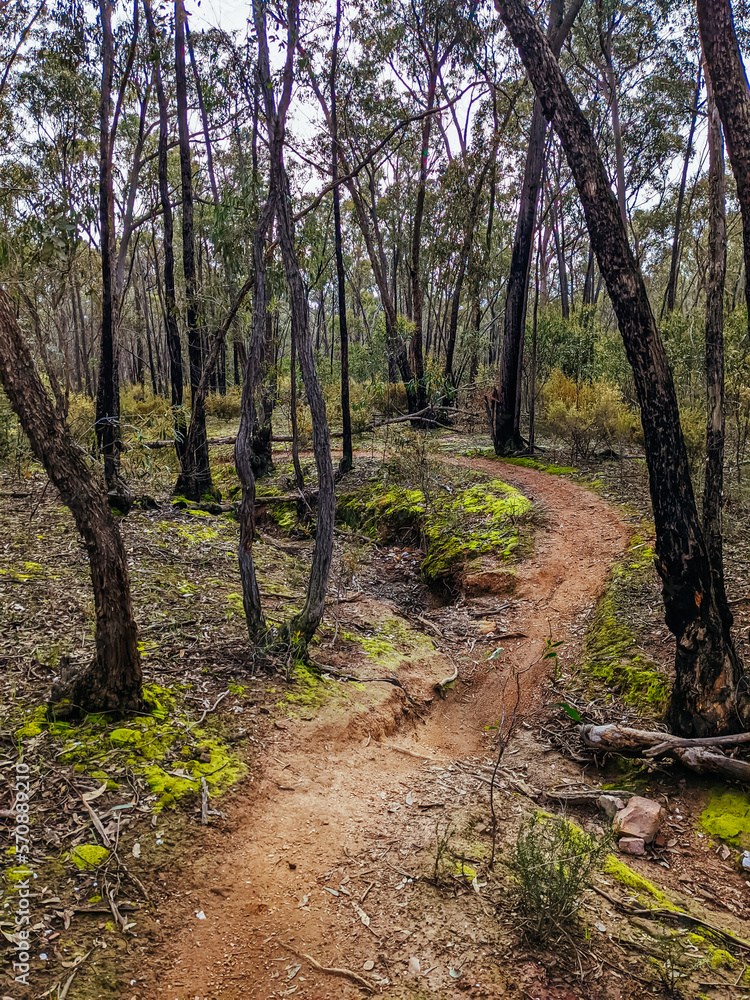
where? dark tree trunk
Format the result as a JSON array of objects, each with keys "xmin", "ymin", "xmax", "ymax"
[
  {"xmin": 69, "ymin": 271, "xmax": 83, "ymax": 393},
  {"xmin": 698, "ymin": 0, "xmax": 750, "ymax": 333},
  {"xmin": 494, "ymin": 0, "xmax": 745, "ymax": 736},
  {"xmin": 95, "ymin": 0, "xmax": 122, "ymax": 490},
  {"xmin": 289, "ymin": 327, "xmax": 305, "ymax": 491},
  {"xmin": 663, "ymin": 66, "xmax": 702, "ymax": 318},
  {"xmin": 186, "ymin": 21, "xmax": 219, "ymax": 205},
  {"xmin": 491, "ymin": 0, "xmax": 582, "ymax": 453},
  {"xmin": 235, "ymin": 196, "xmax": 274, "ymax": 641},
  {"xmin": 256, "ymin": 0, "xmax": 335, "ymax": 645},
  {"xmin": 144, "ymin": 0, "xmax": 186, "ymax": 450},
  {"xmin": 0, "ymin": 290, "xmax": 141, "ymax": 714},
  {"xmin": 445, "ymin": 152, "xmax": 495, "ymax": 384},
  {"xmin": 409, "ymin": 56, "xmax": 437, "ymax": 414},
  {"xmin": 174, "ymin": 0, "xmax": 213, "ymax": 500},
  {"xmin": 703, "ymin": 61, "xmax": 731, "ymax": 626},
  {"xmin": 331, "ymin": 0, "xmax": 353, "ymax": 473}
]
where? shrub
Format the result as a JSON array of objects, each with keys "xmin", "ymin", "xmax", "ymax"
[
  {"xmin": 205, "ymin": 387, "xmax": 242, "ymax": 421},
  {"xmin": 541, "ymin": 369, "xmax": 640, "ymax": 462},
  {"xmin": 507, "ymin": 812, "xmax": 610, "ymax": 941}
]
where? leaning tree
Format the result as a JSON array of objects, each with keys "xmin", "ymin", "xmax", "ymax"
[
  {"xmin": 494, "ymin": 0, "xmax": 746, "ymax": 737},
  {"xmin": 0, "ymin": 289, "xmax": 142, "ymax": 715}
]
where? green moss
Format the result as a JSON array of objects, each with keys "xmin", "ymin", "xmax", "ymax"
[
  {"xmin": 69, "ymin": 845, "xmax": 110, "ymax": 870},
  {"xmin": 576, "ymin": 538, "xmax": 669, "ymax": 715},
  {"xmin": 109, "ymin": 728, "xmax": 143, "ymax": 746},
  {"xmin": 17, "ymin": 704, "xmax": 47, "ymax": 738},
  {"xmin": 603, "ymin": 856, "xmax": 679, "ymax": 910},
  {"xmin": 342, "ymin": 616, "xmax": 434, "ymax": 671},
  {"xmin": 4, "ymin": 866, "xmax": 33, "ymax": 884},
  {"xmin": 282, "ymin": 663, "xmax": 332, "ymax": 709},
  {"xmin": 709, "ymin": 948, "xmax": 737, "ymax": 970},
  {"xmin": 701, "ymin": 788, "xmax": 750, "ymax": 847},
  {"xmin": 338, "ymin": 477, "xmax": 532, "ymax": 585},
  {"xmin": 499, "ymin": 456, "xmax": 576, "ymax": 475}
]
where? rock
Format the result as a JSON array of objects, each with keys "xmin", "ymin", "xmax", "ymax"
[
  {"xmin": 597, "ymin": 795, "xmax": 625, "ymax": 820},
  {"xmin": 618, "ymin": 836, "xmax": 646, "ymax": 856},
  {"xmin": 614, "ymin": 795, "xmax": 665, "ymax": 843}
]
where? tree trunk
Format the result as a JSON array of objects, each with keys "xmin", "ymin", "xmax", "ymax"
[
  {"xmin": 255, "ymin": 0, "xmax": 335, "ymax": 646},
  {"xmin": 494, "ymin": 0, "xmax": 746, "ymax": 736},
  {"xmin": 703, "ymin": 59, "xmax": 731, "ymax": 627},
  {"xmin": 144, "ymin": 0, "xmax": 186, "ymax": 455},
  {"xmin": 409, "ymin": 56, "xmax": 437, "ymax": 414},
  {"xmin": 0, "ymin": 290, "xmax": 141, "ymax": 714},
  {"xmin": 698, "ymin": 0, "xmax": 750, "ymax": 333},
  {"xmin": 235, "ymin": 196, "xmax": 274, "ymax": 641},
  {"xmin": 331, "ymin": 0, "xmax": 353, "ymax": 474},
  {"xmin": 95, "ymin": 0, "xmax": 122, "ymax": 491},
  {"xmin": 662, "ymin": 66, "xmax": 702, "ymax": 317},
  {"xmin": 289, "ymin": 327, "xmax": 305, "ymax": 491},
  {"xmin": 491, "ymin": 0, "xmax": 581, "ymax": 454},
  {"xmin": 174, "ymin": 0, "xmax": 212, "ymax": 500}
]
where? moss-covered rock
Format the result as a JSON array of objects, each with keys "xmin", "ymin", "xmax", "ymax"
[{"xmin": 338, "ymin": 476, "xmax": 532, "ymax": 587}]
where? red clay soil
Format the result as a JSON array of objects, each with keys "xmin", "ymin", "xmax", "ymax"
[{"xmin": 139, "ymin": 458, "xmax": 630, "ymax": 1000}]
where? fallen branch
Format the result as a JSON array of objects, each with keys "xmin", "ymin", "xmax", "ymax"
[
  {"xmin": 280, "ymin": 943, "xmax": 375, "ymax": 993},
  {"xmin": 579, "ymin": 722, "xmax": 750, "ymax": 780},
  {"xmin": 580, "ymin": 722, "xmax": 750, "ymax": 755},
  {"xmin": 377, "ymin": 739, "xmax": 444, "ymax": 761},
  {"xmin": 594, "ymin": 885, "xmax": 750, "ymax": 952},
  {"xmin": 310, "ymin": 662, "xmax": 419, "ymax": 705},
  {"xmin": 142, "ymin": 431, "xmax": 343, "ymax": 449}
]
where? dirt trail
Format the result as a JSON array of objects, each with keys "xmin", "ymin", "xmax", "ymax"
[{"xmin": 146, "ymin": 459, "xmax": 630, "ymax": 1000}]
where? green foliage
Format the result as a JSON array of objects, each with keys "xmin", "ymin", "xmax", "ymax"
[
  {"xmin": 541, "ymin": 370, "xmax": 641, "ymax": 462},
  {"xmin": 507, "ymin": 813, "xmax": 610, "ymax": 940},
  {"xmin": 204, "ymin": 387, "xmax": 242, "ymax": 421}
]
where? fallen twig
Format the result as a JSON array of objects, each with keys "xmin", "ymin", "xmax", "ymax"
[
  {"xmin": 201, "ymin": 777, "xmax": 209, "ymax": 825},
  {"xmin": 189, "ymin": 689, "xmax": 230, "ymax": 729},
  {"xmin": 377, "ymin": 739, "xmax": 443, "ymax": 761},
  {"xmin": 280, "ymin": 942, "xmax": 375, "ymax": 992}
]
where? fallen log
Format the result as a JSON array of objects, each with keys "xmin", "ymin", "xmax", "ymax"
[
  {"xmin": 141, "ymin": 432, "xmax": 343, "ymax": 450},
  {"xmin": 580, "ymin": 722, "xmax": 750, "ymax": 782},
  {"xmin": 672, "ymin": 746, "xmax": 750, "ymax": 780},
  {"xmin": 580, "ymin": 722, "xmax": 750, "ymax": 756}
]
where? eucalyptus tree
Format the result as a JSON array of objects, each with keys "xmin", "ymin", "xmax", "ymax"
[
  {"xmin": 494, "ymin": 0, "xmax": 747, "ymax": 737},
  {"xmin": 489, "ymin": 0, "xmax": 583, "ymax": 453},
  {"xmin": 235, "ymin": 0, "xmax": 335, "ymax": 649}
]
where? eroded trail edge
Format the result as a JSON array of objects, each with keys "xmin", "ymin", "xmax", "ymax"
[{"xmin": 149, "ymin": 457, "xmax": 630, "ymax": 1000}]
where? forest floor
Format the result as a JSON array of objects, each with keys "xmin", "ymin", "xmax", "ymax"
[{"xmin": 3, "ymin": 430, "xmax": 750, "ymax": 1000}]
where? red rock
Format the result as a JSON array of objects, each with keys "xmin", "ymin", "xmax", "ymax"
[
  {"xmin": 619, "ymin": 836, "xmax": 646, "ymax": 856},
  {"xmin": 614, "ymin": 796, "xmax": 665, "ymax": 843}
]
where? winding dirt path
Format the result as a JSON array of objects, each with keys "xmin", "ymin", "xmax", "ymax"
[{"xmin": 146, "ymin": 458, "xmax": 630, "ymax": 1000}]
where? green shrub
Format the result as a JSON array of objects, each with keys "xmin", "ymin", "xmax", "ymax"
[
  {"xmin": 507, "ymin": 812, "xmax": 610, "ymax": 941},
  {"xmin": 205, "ymin": 387, "xmax": 242, "ymax": 421},
  {"xmin": 541, "ymin": 369, "xmax": 640, "ymax": 462}
]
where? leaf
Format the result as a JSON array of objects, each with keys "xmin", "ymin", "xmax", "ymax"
[
  {"xmin": 551, "ymin": 701, "xmax": 582, "ymax": 723},
  {"xmin": 352, "ymin": 901, "xmax": 370, "ymax": 927},
  {"xmin": 487, "ymin": 647, "xmax": 504, "ymax": 660},
  {"xmin": 406, "ymin": 791, "xmax": 413, "ymax": 805}
]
